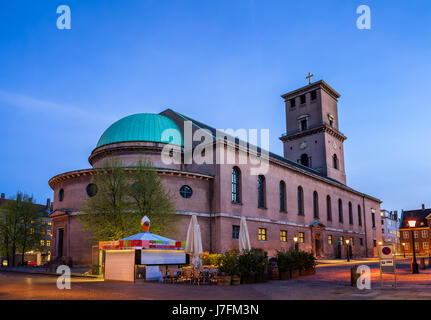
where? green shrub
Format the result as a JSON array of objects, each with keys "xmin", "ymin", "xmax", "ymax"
[
  {"xmin": 216, "ymin": 250, "xmax": 239, "ymax": 275},
  {"xmin": 277, "ymin": 250, "xmax": 316, "ymax": 271},
  {"xmin": 202, "ymin": 251, "xmax": 221, "ymax": 266},
  {"xmin": 238, "ymin": 248, "xmax": 268, "ymax": 276}
]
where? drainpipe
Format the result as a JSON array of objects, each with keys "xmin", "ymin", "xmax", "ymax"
[
  {"xmin": 209, "ymin": 179, "xmax": 213, "ymax": 253},
  {"xmin": 362, "ymin": 196, "xmax": 368, "ymax": 258}
]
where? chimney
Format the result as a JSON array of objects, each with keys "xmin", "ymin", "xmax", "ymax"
[
  {"xmin": 422, "ymin": 204, "xmax": 425, "ymax": 210},
  {"xmin": 1, "ymin": 193, "xmax": 4, "ymax": 199}
]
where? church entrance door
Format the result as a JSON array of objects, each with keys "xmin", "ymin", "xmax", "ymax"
[{"xmin": 314, "ymin": 233, "xmax": 322, "ymax": 257}]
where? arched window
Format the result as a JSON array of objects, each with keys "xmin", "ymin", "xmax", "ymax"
[
  {"xmin": 338, "ymin": 198, "xmax": 343, "ymax": 223},
  {"xmin": 297, "ymin": 186, "xmax": 304, "ymax": 215},
  {"xmin": 257, "ymin": 175, "xmax": 266, "ymax": 208},
  {"xmin": 59, "ymin": 189, "xmax": 64, "ymax": 202},
  {"xmin": 279, "ymin": 181, "xmax": 286, "ymax": 212},
  {"xmin": 358, "ymin": 205, "xmax": 362, "ymax": 226},
  {"xmin": 326, "ymin": 195, "xmax": 332, "ymax": 221},
  {"xmin": 333, "ymin": 154, "xmax": 339, "ymax": 169},
  {"xmin": 348, "ymin": 202, "xmax": 353, "ymax": 225},
  {"xmin": 232, "ymin": 167, "xmax": 241, "ymax": 203},
  {"xmin": 313, "ymin": 191, "xmax": 319, "ymax": 219},
  {"xmin": 300, "ymin": 153, "xmax": 309, "ymax": 167}
]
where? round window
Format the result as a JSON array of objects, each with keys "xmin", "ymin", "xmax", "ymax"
[
  {"xmin": 86, "ymin": 184, "xmax": 98, "ymax": 197},
  {"xmin": 59, "ymin": 189, "xmax": 64, "ymax": 202},
  {"xmin": 179, "ymin": 185, "xmax": 193, "ymax": 199}
]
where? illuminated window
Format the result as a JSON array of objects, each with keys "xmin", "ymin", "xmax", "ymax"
[
  {"xmin": 40, "ymin": 240, "xmax": 45, "ymax": 246},
  {"xmin": 298, "ymin": 232, "xmax": 305, "ymax": 243},
  {"xmin": 403, "ymin": 231, "xmax": 409, "ymax": 239},
  {"xmin": 423, "ymin": 242, "xmax": 429, "ymax": 250},
  {"xmin": 414, "ymin": 231, "xmax": 419, "ymax": 239},
  {"xmin": 41, "ymin": 230, "xmax": 45, "ymax": 236},
  {"xmin": 47, "ymin": 229, "xmax": 52, "ymax": 236},
  {"xmin": 415, "ymin": 242, "xmax": 420, "ymax": 250},
  {"xmin": 280, "ymin": 230, "xmax": 287, "ymax": 242},
  {"xmin": 339, "ymin": 236, "xmax": 344, "ymax": 245},
  {"xmin": 328, "ymin": 235, "xmax": 332, "ymax": 245},
  {"xmin": 258, "ymin": 228, "xmax": 267, "ymax": 241},
  {"xmin": 47, "ymin": 240, "xmax": 51, "ymax": 247},
  {"xmin": 48, "ymin": 222, "xmax": 52, "ymax": 226},
  {"xmin": 405, "ymin": 242, "xmax": 410, "ymax": 250},
  {"xmin": 422, "ymin": 230, "xmax": 428, "ymax": 238},
  {"xmin": 30, "ymin": 228, "xmax": 34, "ymax": 234},
  {"xmin": 41, "ymin": 221, "xmax": 45, "ymax": 225}
]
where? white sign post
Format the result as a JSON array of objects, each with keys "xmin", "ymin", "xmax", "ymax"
[{"xmin": 378, "ymin": 243, "xmax": 397, "ymax": 288}]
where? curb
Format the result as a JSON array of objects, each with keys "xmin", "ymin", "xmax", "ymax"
[{"xmin": 0, "ymin": 268, "xmax": 102, "ymax": 279}]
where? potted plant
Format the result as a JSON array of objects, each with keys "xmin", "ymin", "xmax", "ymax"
[
  {"xmin": 252, "ymin": 249, "xmax": 268, "ymax": 283},
  {"xmin": 276, "ymin": 250, "xmax": 291, "ymax": 280},
  {"xmin": 302, "ymin": 252, "xmax": 316, "ymax": 276},
  {"xmin": 216, "ymin": 250, "xmax": 238, "ymax": 286},
  {"xmin": 238, "ymin": 250, "xmax": 256, "ymax": 284},
  {"xmin": 288, "ymin": 250, "xmax": 301, "ymax": 279}
]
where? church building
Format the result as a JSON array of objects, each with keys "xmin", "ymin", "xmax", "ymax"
[{"xmin": 48, "ymin": 79, "xmax": 382, "ymax": 266}]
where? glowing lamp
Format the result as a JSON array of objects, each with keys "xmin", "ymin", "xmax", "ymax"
[
  {"xmin": 378, "ymin": 241, "xmax": 383, "ymax": 246},
  {"xmin": 345, "ymin": 239, "xmax": 350, "ymax": 245},
  {"xmin": 293, "ymin": 236, "xmax": 298, "ymax": 243},
  {"xmin": 408, "ymin": 220, "xmax": 417, "ymax": 228}
]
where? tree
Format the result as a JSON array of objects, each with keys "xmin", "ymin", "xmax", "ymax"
[
  {"xmin": 0, "ymin": 192, "xmax": 43, "ymax": 266},
  {"xmin": 79, "ymin": 159, "xmax": 135, "ymax": 242},
  {"xmin": 128, "ymin": 159, "xmax": 178, "ymax": 236},
  {"xmin": 79, "ymin": 159, "xmax": 178, "ymax": 242}
]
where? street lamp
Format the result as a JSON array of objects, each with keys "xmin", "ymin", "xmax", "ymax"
[
  {"xmin": 408, "ymin": 220, "xmax": 419, "ymax": 274},
  {"xmin": 378, "ymin": 241, "xmax": 383, "ymax": 246},
  {"xmin": 293, "ymin": 236, "xmax": 299, "ymax": 251},
  {"xmin": 345, "ymin": 239, "xmax": 350, "ymax": 262},
  {"xmin": 402, "ymin": 242, "xmax": 406, "ymax": 258}
]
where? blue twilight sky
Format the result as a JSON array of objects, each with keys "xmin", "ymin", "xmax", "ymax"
[{"xmin": 0, "ymin": 0, "xmax": 430, "ymax": 211}]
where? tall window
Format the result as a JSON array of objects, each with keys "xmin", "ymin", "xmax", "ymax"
[
  {"xmin": 258, "ymin": 228, "xmax": 267, "ymax": 241},
  {"xmin": 280, "ymin": 230, "xmax": 287, "ymax": 242},
  {"xmin": 338, "ymin": 199, "xmax": 343, "ymax": 223},
  {"xmin": 326, "ymin": 195, "xmax": 332, "ymax": 221},
  {"xmin": 290, "ymin": 98, "xmax": 296, "ymax": 108},
  {"xmin": 300, "ymin": 119, "xmax": 308, "ymax": 131},
  {"xmin": 371, "ymin": 212, "xmax": 376, "ymax": 228},
  {"xmin": 300, "ymin": 153, "xmax": 309, "ymax": 167},
  {"xmin": 257, "ymin": 175, "xmax": 266, "ymax": 208},
  {"xmin": 348, "ymin": 202, "xmax": 353, "ymax": 225},
  {"xmin": 358, "ymin": 205, "xmax": 362, "ymax": 226},
  {"xmin": 232, "ymin": 225, "xmax": 240, "ymax": 239},
  {"xmin": 232, "ymin": 167, "xmax": 241, "ymax": 203},
  {"xmin": 300, "ymin": 94, "xmax": 306, "ymax": 104},
  {"xmin": 298, "ymin": 232, "xmax": 305, "ymax": 243},
  {"xmin": 297, "ymin": 186, "xmax": 304, "ymax": 215},
  {"xmin": 333, "ymin": 154, "xmax": 339, "ymax": 169},
  {"xmin": 310, "ymin": 90, "xmax": 317, "ymax": 100},
  {"xmin": 313, "ymin": 191, "xmax": 319, "ymax": 219},
  {"xmin": 279, "ymin": 181, "xmax": 286, "ymax": 212},
  {"xmin": 328, "ymin": 235, "xmax": 333, "ymax": 245}
]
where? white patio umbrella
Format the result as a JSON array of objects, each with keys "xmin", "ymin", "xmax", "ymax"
[
  {"xmin": 185, "ymin": 214, "xmax": 203, "ymax": 269},
  {"xmin": 239, "ymin": 215, "xmax": 251, "ymax": 251}
]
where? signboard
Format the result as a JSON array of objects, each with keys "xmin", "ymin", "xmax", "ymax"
[{"xmin": 378, "ymin": 243, "xmax": 397, "ymax": 288}]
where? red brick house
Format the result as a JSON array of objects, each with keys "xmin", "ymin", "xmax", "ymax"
[{"xmin": 399, "ymin": 205, "xmax": 431, "ymax": 256}]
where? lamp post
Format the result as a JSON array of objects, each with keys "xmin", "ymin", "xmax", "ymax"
[
  {"xmin": 293, "ymin": 236, "xmax": 299, "ymax": 251},
  {"xmin": 402, "ymin": 242, "xmax": 406, "ymax": 258},
  {"xmin": 345, "ymin": 239, "xmax": 350, "ymax": 262},
  {"xmin": 408, "ymin": 220, "xmax": 419, "ymax": 274}
]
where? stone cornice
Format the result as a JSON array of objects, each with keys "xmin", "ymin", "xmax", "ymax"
[
  {"xmin": 281, "ymin": 80, "xmax": 341, "ymax": 101},
  {"xmin": 48, "ymin": 167, "xmax": 213, "ymax": 190},
  {"xmin": 280, "ymin": 124, "xmax": 347, "ymax": 142}
]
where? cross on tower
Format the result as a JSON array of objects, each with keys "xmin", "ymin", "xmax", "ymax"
[{"xmin": 306, "ymin": 72, "xmax": 314, "ymax": 84}]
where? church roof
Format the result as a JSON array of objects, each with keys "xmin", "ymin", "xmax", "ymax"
[
  {"xmin": 96, "ymin": 113, "xmax": 183, "ymax": 148},
  {"xmin": 400, "ymin": 208, "xmax": 431, "ymax": 229}
]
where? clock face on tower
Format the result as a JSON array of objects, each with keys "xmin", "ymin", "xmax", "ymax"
[{"xmin": 299, "ymin": 141, "xmax": 308, "ymax": 150}]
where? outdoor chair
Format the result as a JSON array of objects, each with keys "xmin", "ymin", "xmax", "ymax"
[{"xmin": 167, "ymin": 269, "xmax": 177, "ymax": 284}]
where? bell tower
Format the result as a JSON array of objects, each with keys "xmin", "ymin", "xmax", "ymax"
[{"xmin": 279, "ymin": 79, "xmax": 347, "ymax": 184}]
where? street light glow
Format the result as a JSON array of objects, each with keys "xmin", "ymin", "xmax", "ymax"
[{"xmin": 408, "ymin": 220, "xmax": 417, "ymax": 228}]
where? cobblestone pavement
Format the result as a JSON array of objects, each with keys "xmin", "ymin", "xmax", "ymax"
[{"xmin": 1, "ymin": 260, "xmax": 431, "ymax": 300}]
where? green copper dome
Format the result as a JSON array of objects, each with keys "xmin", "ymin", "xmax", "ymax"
[{"xmin": 96, "ymin": 113, "xmax": 183, "ymax": 148}]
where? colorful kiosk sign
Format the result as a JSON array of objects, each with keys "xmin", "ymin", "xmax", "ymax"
[{"xmin": 99, "ymin": 216, "xmax": 187, "ymax": 282}]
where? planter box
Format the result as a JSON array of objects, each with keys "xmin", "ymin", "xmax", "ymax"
[
  {"xmin": 217, "ymin": 275, "xmax": 231, "ymax": 286},
  {"xmin": 241, "ymin": 274, "xmax": 255, "ymax": 284},
  {"xmin": 279, "ymin": 271, "xmax": 291, "ymax": 280},
  {"xmin": 231, "ymin": 274, "xmax": 240, "ymax": 285},
  {"xmin": 290, "ymin": 269, "xmax": 300, "ymax": 279}
]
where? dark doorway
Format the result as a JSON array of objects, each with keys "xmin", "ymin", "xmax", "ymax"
[
  {"xmin": 336, "ymin": 243, "xmax": 341, "ymax": 259},
  {"xmin": 300, "ymin": 154, "xmax": 309, "ymax": 167},
  {"xmin": 314, "ymin": 233, "xmax": 322, "ymax": 257},
  {"xmin": 57, "ymin": 228, "xmax": 64, "ymax": 257}
]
